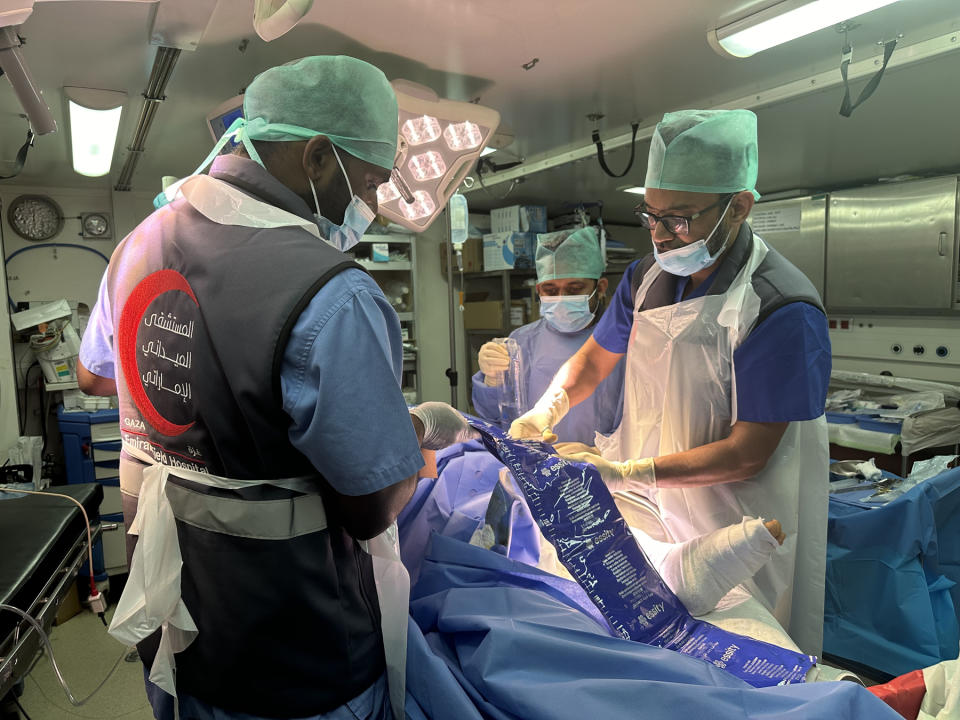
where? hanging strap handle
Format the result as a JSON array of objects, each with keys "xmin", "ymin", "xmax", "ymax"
[
  {"xmin": 0, "ymin": 125, "xmax": 34, "ymax": 180},
  {"xmin": 593, "ymin": 122, "xmax": 640, "ymax": 178},
  {"xmin": 839, "ymin": 39, "xmax": 898, "ymax": 118}
]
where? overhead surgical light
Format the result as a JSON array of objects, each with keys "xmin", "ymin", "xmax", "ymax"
[
  {"xmin": 0, "ymin": 23, "xmax": 56, "ymax": 137},
  {"xmin": 377, "ymin": 79, "xmax": 500, "ymax": 232},
  {"xmin": 709, "ymin": 0, "xmax": 906, "ymax": 58},
  {"xmin": 401, "ymin": 115, "xmax": 442, "ymax": 145},
  {"xmin": 253, "ymin": 0, "xmax": 314, "ymax": 42},
  {"xmin": 65, "ymin": 87, "xmax": 126, "ymax": 177}
]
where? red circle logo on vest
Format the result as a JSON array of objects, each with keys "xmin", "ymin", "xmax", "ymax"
[{"xmin": 118, "ymin": 269, "xmax": 199, "ymax": 437}]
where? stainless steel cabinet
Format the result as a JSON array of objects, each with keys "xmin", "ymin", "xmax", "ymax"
[
  {"xmin": 825, "ymin": 176, "xmax": 958, "ymax": 311},
  {"xmin": 750, "ymin": 196, "xmax": 826, "ymax": 301}
]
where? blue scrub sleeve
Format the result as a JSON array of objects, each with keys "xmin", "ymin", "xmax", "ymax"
[
  {"xmin": 592, "ymin": 260, "xmax": 640, "ymax": 354},
  {"xmin": 78, "ymin": 270, "xmax": 116, "ymax": 379},
  {"xmin": 734, "ymin": 302, "xmax": 831, "ymax": 423},
  {"xmin": 281, "ymin": 269, "xmax": 423, "ymax": 496},
  {"xmin": 471, "ymin": 370, "xmax": 504, "ymax": 423}
]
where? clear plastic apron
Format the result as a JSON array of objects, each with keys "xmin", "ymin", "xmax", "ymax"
[
  {"xmin": 596, "ymin": 234, "xmax": 828, "ymax": 655},
  {"xmin": 111, "ymin": 178, "xmax": 408, "ymax": 717}
]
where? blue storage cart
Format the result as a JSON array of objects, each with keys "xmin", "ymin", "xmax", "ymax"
[{"xmin": 57, "ymin": 406, "xmax": 126, "ymax": 580}]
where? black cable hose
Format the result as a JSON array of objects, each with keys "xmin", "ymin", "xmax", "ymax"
[
  {"xmin": 13, "ymin": 695, "xmax": 32, "ymax": 720},
  {"xmin": 19, "ymin": 364, "xmax": 40, "ymax": 436}
]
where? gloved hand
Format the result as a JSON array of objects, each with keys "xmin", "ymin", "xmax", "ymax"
[
  {"xmin": 552, "ymin": 441, "xmax": 598, "ymax": 457},
  {"xmin": 560, "ymin": 450, "xmax": 656, "ymax": 493},
  {"xmin": 478, "ymin": 342, "xmax": 510, "ymax": 387},
  {"xmin": 507, "ymin": 388, "xmax": 569, "ymax": 444},
  {"xmin": 410, "ymin": 402, "xmax": 480, "ymax": 450}
]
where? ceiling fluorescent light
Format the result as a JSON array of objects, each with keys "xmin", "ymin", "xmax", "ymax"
[
  {"xmin": 64, "ymin": 86, "xmax": 126, "ymax": 177},
  {"xmin": 621, "ymin": 186, "xmax": 645, "ymax": 195},
  {"xmin": 710, "ymin": 0, "xmax": 905, "ymax": 58}
]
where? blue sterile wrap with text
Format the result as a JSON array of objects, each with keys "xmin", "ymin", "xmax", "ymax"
[{"xmin": 470, "ymin": 419, "xmax": 816, "ymax": 688}]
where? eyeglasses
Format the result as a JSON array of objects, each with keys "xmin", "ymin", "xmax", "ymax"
[{"xmin": 634, "ymin": 194, "xmax": 733, "ymax": 236}]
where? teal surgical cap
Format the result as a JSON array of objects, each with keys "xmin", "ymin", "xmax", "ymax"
[
  {"xmin": 535, "ymin": 227, "xmax": 605, "ymax": 282},
  {"xmin": 187, "ymin": 55, "xmax": 398, "ymax": 182},
  {"xmin": 645, "ymin": 109, "xmax": 760, "ymax": 200},
  {"xmin": 244, "ymin": 55, "xmax": 398, "ymax": 169}
]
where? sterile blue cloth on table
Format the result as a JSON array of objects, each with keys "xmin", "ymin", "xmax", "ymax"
[
  {"xmin": 467, "ymin": 418, "xmax": 816, "ymax": 688},
  {"xmin": 406, "ymin": 533, "xmax": 901, "ymax": 720},
  {"xmin": 825, "ymin": 465, "xmax": 960, "ymax": 677},
  {"xmin": 396, "ymin": 439, "xmax": 540, "ymax": 586},
  {"xmin": 404, "ymin": 614, "xmax": 482, "ymax": 720}
]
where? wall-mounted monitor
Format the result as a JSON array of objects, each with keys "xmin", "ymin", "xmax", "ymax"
[{"xmin": 206, "ymin": 94, "xmax": 244, "ymax": 142}]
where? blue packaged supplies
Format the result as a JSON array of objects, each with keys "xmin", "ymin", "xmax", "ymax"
[
  {"xmin": 857, "ymin": 416, "xmax": 904, "ymax": 434},
  {"xmin": 825, "ymin": 411, "xmax": 858, "ymax": 424}
]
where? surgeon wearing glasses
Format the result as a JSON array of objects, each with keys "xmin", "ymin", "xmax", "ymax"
[{"xmin": 509, "ymin": 109, "xmax": 831, "ymax": 657}]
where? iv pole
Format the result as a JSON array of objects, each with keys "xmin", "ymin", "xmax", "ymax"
[{"xmin": 444, "ymin": 209, "xmax": 459, "ymax": 408}]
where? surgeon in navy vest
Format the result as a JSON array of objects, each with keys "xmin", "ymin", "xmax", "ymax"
[{"xmin": 78, "ymin": 56, "xmax": 474, "ymax": 720}]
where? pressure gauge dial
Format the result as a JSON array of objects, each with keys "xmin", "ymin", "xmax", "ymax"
[
  {"xmin": 7, "ymin": 195, "xmax": 64, "ymax": 241},
  {"xmin": 82, "ymin": 212, "xmax": 112, "ymax": 239}
]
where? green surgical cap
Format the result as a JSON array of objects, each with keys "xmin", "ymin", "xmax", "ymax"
[
  {"xmin": 535, "ymin": 227, "xmax": 605, "ymax": 282},
  {"xmin": 243, "ymin": 55, "xmax": 398, "ymax": 170},
  {"xmin": 645, "ymin": 109, "xmax": 760, "ymax": 200}
]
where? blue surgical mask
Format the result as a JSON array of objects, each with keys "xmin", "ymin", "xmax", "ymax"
[
  {"xmin": 309, "ymin": 146, "xmax": 376, "ymax": 253},
  {"xmin": 653, "ymin": 196, "xmax": 734, "ymax": 277},
  {"xmin": 540, "ymin": 289, "xmax": 597, "ymax": 333}
]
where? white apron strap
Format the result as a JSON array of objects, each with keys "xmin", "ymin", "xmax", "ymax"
[
  {"xmin": 362, "ymin": 524, "xmax": 409, "ymax": 720},
  {"xmin": 110, "ymin": 443, "xmax": 320, "ymax": 695},
  {"xmin": 112, "ymin": 443, "xmax": 409, "ymax": 719},
  {"xmin": 172, "ymin": 174, "xmax": 322, "ymax": 239}
]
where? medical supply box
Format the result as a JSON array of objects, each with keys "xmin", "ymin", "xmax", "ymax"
[
  {"xmin": 490, "ymin": 205, "xmax": 548, "ymax": 234},
  {"xmin": 463, "ymin": 301, "xmax": 503, "ymax": 329},
  {"xmin": 483, "ymin": 231, "xmax": 535, "ymax": 271},
  {"xmin": 463, "ymin": 300, "xmax": 527, "ymax": 329},
  {"xmin": 439, "ymin": 236, "xmax": 483, "ymax": 274}
]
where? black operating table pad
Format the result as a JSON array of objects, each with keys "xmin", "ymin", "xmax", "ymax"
[{"xmin": 0, "ymin": 483, "xmax": 103, "ymax": 700}]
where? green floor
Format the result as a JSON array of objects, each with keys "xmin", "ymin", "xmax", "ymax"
[{"xmin": 16, "ymin": 607, "xmax": 154, "ymax": 720}]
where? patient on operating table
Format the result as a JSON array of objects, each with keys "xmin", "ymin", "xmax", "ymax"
[
  {"xmin": 537, "ymin": 441, "xmax": 786, "ymax": 617},
  {"xmin": 509, "ymin": 459, "xmax": 786, "ymax": 617}
]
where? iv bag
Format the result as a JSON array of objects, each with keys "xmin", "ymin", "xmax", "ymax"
[
  {"xmin": 495, "ymin": 337, "xmax": 526, "ymax": 425},
  {"xmin": 449, "ymin": 193, "xmax": 469, "ymax": 248}
]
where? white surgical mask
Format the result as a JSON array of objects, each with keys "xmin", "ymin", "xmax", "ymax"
[
  {"xmin": 540, "ymin": 289, "xmax": 597, "ymax": 333},
  {"xmin": 309, "ymin": 146, "xmax": 376, "ymax": 253},
  {"xmin": 653, "ymin": 196, "xmax": 735, "ymax": 277}
]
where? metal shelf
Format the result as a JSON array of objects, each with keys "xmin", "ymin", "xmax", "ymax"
[
  {"xmin": 358, "ymin": 234, "xmax": 413, "ymax": 244},
  {"xmin": 355, "ymin": 232, "xmax": 420, "ymax": 403},
  {"xmin": 464, "ymin": 268, "xmax": 536, "ymax": 279},
  {"xmin": 357, "ymin": 260, "xmax": 412, "ymax": 271}
]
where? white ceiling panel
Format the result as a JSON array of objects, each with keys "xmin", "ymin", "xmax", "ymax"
[{"xmin": 0, "ymin": 0, "xmax": 956, "ymax": 225}]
